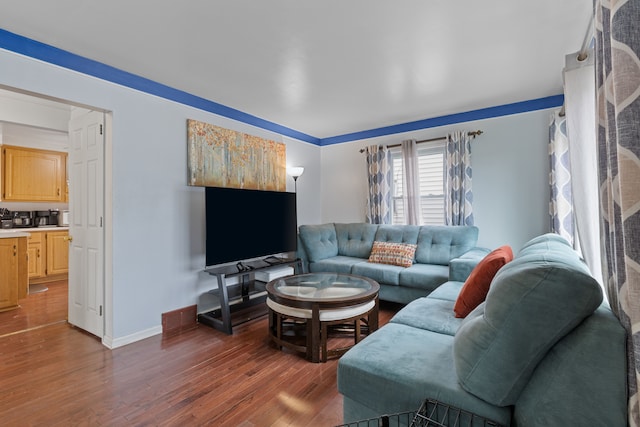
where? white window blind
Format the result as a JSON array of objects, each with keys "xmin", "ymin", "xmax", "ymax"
[{"xmin": 391, "ymin": 141, "xmax": 445, "ymax": 225}]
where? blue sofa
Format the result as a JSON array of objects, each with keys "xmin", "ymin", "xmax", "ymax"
[
  {"xmin": 297, "ymin": 223, "xmax": 488, "ymax": 304},
  {"xmin": 337, "ymin": 233, "xmax": 627, "ymax": 426}
]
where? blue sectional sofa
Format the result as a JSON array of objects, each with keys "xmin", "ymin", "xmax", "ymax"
[
  {"xmin": 297, "ymin": 223, "xmax": 488, "ymax": 304},
  {"xmin": 337, "ymin": 233, "xmax": 627, "ymax": 426}
]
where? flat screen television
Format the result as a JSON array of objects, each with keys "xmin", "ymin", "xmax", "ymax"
[{"xmin": 205, "ymin": 186, "xmax": 297, "ymax": 267}]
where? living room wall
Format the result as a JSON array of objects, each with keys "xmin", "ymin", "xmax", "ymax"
[
  {"xmin": 0, "ymin": 47, "xmax": 322, "ymax": 346},
  {"xmin": 0, "ymin": 43, "xmax": 555, "ymax": 345},
  {"xmin": 319, "ymin": 108, "xmax": 553, "ymax": 252}
]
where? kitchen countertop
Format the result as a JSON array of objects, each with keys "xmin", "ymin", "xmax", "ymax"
[
  {"xmin": 0, "ymin": 230, "xmax": 31, "ymax": 238},
  {"xmin": 0, "ymin": 226, "xmax": 69, "ymax": 238}
]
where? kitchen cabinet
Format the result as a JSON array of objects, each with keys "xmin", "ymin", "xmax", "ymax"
[
  {"xmin": 2, "ymin": 145, "xmax": 67, "ymax": 202},
  {"xmin": 27, "ymin": 231, "xmax": 45, "ymax": 279},
  {"xmin": 46, "ymin": 230, "xmax": 69, "ymax": 276},
  {"xmin": 26, "ymin": 229, "xmax": 69, "ymax": 283},
  {"xmin": 0, "ymin": 236, "xmax": 28, "ymax": 311}
]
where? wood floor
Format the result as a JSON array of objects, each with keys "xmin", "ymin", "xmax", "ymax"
[
  {"xmin": 0, "ymin": 280, "xmax": 69, "ymax": 338},
  {"xmin": 0, "ymin": 283, "xmax": 400, "ymax": 426}
]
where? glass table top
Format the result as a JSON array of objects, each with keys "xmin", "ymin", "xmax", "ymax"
[{"xmin": 267, "ymin": 273, "xmax": 378, "ymax": 302}]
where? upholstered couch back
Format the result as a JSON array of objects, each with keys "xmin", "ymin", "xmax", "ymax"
[
  {"xmin": 452, "ymin": 233, "xmax": 626, "ymax": 424},
  {"xmin": 298, "ymin": 223, "xmax": 479, "ymax": 266},
  {"xmin": 337, "ymin": 232, "xmax": 627, "ymax": 426},
  {"xmin": 335, "ymin": 223, "xmax": 378, "ymax": 258}
]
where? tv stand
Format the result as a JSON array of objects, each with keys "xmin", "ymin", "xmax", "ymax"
[{"xmin": 198, "ymin": 256, "xmax": 302, "ymax": 334}]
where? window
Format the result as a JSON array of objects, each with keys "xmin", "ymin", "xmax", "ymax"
[{"xmin": 391, "ymin": 141, "xmax": 445, "ymax": 225}]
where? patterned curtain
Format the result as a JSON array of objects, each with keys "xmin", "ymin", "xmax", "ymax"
[
  {"xmin": 549, "ymin": 111, "xmax": 574, "ymax": 245},
  {"xmin": 595, "ymin": 1, "xmax": 640, "ymax": 425},
  {"xmin": 401, "ymin": 139, "xmax": 422, "ymax": 225},
  {"xmin": 365, "ymin": 145, "xmax": 392, "ymax": 224},
  {"xmin": 444, "ymin": 131, "xmax": 473, "ymax": 226}
]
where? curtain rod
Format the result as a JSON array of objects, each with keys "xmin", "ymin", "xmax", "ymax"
[
  {"xmin": 578, "ymin": 14, "xmax": 595, "ymax": 61},
  {"xmin": 358, "ymin": 130, "xmax": 483, "ymax": 153}
]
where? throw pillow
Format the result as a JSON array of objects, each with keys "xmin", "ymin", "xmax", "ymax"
[
  {"xmin": 453, "ymin": 245, "xmax": 513, "ymax": 318},
  {"xmin": 368, "ymin": 241, "xmax": 417, "ymax": 268}
]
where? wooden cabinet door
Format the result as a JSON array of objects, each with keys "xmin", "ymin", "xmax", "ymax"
[
  {"xmin": 17, "ymin": 237, "xmax": 28, "ymax": 300},
  {"xmin": 2, "ymin": 146, "xmax": 66, "ymax": 202},
  {"xmin": 27, "ymin": 232, "xmax": 45, "ymax": 279},
  {"xmin": 0, "ymin": 238, "xmax": 19, "ymax": 311},
  {"xmin": 46, "ymin": 231, "xmax": 69, "ymax": 276}
]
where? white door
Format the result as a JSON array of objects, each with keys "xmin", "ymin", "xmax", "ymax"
[{"xmin": 67, "ymin": 110, "xmax": 104, "ymax": 337}]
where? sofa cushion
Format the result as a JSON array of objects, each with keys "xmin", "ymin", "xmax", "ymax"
[
  {"xmin": 298, "ymin": 224, "xmax": 338, "ymax": 262},
  {"xmin": 338, "ymin": 323, "xmax": 512, "ymax": 426},
  {"xmin": 427, "ymin": 281, "xmax": 464, "ymax": 302},
  {"xmin": 415, "ymin": 226, "xmax": 479, "ymax": 265},
  {"xmin": 378, "ymin": 285, "xmax": 431, "ymax": 304},
  {"xmin": 453, "ymin": 245, "xmax": 513, "ymax": 318},
  {"xmin": 398, "ymin": 264, "xmax": 449, "ymax": 291},
  {"xmin": 453, "ymin": 233, "xmax": 604, "ymax": 406},
  {"xmin": 368, "ymin": 241, "xmax": 417, "ymax": 267},
  {"xmin": 373, "ymin": 225, "xmax": 420, "ymax": 244},
  {"xmin": 449, "ymin": 247, "xmax": 491, "ymax": 282},
  {"xmin": 308, "ymin": 256, "xmax": 367, "ymax": 274},
  {"xmin": 390, "ymin": 297, "xmax": 463, "ymax": 336},
  {"xmin": 352, "ymin": 262, "xmax": 403, "ymax": 286},
  {"xmin": 335, "ymin": 223, "xmax": 378, "ymax": 258}
]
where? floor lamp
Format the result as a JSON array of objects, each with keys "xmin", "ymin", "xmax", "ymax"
[{"xmin": 288, "ymin": 166, "xmax": 304, "ymax": 192}]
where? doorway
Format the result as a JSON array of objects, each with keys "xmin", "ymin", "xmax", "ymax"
[{"xmin": 0, "ymin": 88, "xmax": 108, "ymax": 341}]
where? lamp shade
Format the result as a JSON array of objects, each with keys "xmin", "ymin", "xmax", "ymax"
[{"xmin": 288, "ymin": 166, "xmax": 304, "ymax": 178}]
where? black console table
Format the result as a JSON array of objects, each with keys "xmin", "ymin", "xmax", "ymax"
[{"xmin": 198, "ymin": 257, "xmax": 303, "ymax": 334}]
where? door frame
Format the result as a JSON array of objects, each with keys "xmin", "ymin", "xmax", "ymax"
[
  {"xmin": 101, "ymin": 112, "xmax": 113, "ymax": 348},
  {"xmin": 1, "ymin": 87, "xmax": 112, "ymax": 347}
]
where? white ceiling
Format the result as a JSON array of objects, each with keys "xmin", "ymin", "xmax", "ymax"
[{"xmin": 0, "ymin": 1, "xmax": 592, "ymax": 140}]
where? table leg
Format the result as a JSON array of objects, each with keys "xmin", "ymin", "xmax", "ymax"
[
  {"xmin": 268, "ymin": 307, "xmax": 274, "ymax": 334},
  {"xmin": 311, "ymin": 303, "xmax": 320, "ymax": 363},
  {"xmin": 321, "ymin": 322, "xmax": 328, "ymax": 363},
  {"xmin": 370, "ymin": 296, "xmax": 379, "ymax": 332},
  {"xmin": 275, "ymin": 312, "xmax": 283, "ymax": 349}
]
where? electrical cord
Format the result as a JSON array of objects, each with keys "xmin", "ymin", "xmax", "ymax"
[{"xmin": 236, "ymin": 262, "xmax": 254, "ymax": 272}]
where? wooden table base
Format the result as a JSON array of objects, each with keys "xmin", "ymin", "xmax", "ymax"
[{"xmin": 267, "ymin": 303, "xmax": 378, "ymax": 363}]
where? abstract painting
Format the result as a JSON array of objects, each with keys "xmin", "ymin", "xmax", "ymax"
[{"xmin": 187, "ymin": 119, "xmax": 286, "ymax": 191}]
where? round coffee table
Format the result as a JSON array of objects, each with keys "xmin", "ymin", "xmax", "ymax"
[{"xmin": 266, "ymin": 272, "xmax": 380, "ymax": 363}]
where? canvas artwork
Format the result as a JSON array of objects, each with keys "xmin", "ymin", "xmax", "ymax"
[{"xmin": 187, "ymin": 119, "xmax": 286, "ymax": 191}]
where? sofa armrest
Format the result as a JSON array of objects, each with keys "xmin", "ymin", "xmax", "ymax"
[{"xmin": 449, "ymin": 247, "xmax": 490, "ymax": 282}]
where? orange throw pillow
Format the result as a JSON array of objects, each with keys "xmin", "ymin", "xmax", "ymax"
[{"xmin": 453, "ymin": 245, "xmax": 514, "ymax": 318}]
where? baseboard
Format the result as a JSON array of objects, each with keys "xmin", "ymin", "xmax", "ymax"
[
  {"xmin": 99, "ymin": 304, "xmax": 198, "ymax": 349},
  {"xmin": 102, "ymin": 325, "xmax": 163, "ymax": 349},
  {"xmin": 29, "ymin": 273, "xmax": 69, "ymax": 285},
  {"xmin": 162, "ymin": 305, "xmax": 198, "ymax": 336}
]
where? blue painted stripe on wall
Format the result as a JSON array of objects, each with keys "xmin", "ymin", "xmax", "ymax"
[
  {"xmin": 1, "ymin": 27, "xmax": 563, "ymax": 148},
  {"xmin": 319, "ymin": 95, "xmax": 564, "ymax": 146},
  {"xmin": 0, "ymin": 28, "xmax": 321, "ymax": 145}
]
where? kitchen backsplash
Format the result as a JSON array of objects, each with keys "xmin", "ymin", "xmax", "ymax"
[{"xmin": 0, "ymin": 202, "xmax": 69, "ymax": 229}]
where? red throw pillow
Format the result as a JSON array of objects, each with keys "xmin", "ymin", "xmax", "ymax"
[{"xmin": 453, "ymin": 245, "xmax": 514, "ymax": 318}]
